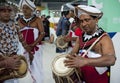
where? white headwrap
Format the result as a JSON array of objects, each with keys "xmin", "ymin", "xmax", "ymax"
[
  {"xmin": 19, "ymin": 0, "xmax": 36, "ymax": 11},
  {"xmin": 75, "ymin": 5, "xmax": 103, "ymax": 19}
]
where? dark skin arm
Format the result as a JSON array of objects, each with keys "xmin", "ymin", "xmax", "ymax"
[
  {"xmin": 27, "ymin": 17, "xmax": 45, "ymax": 64},
  {"xmin": 64, "ymin": 35, "xmax": 77, "ymax": 42},
  {"xmin": 0, "ymin": 55, "xmax": 21, "ymax": 70},
  {"xmin": 29, "ymin": 17, "xmax": 45, "ymax": 47},
  {"xmin": 64, "ymin": 35, "xmax": 116, "ymax": 68},
  {"xmin": 69, "ymin": 37, "xmax": 80, "ymax": 55}
]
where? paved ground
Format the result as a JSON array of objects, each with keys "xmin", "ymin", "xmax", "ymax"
[{"xmin": 42, "ymin": 42, "xmax": 57, "ymax": 83}]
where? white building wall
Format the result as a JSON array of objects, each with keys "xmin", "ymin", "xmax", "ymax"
[{"xmin": 110, "ymin": 32, "xmax": 120, "ymax": 83}]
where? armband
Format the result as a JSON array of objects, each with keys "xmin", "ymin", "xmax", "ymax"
[{"xmin": 40, "ymin": 32, "xmax": 45, "ymax": 34}]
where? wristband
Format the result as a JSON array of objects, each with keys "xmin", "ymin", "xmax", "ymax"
[{"xmin": 40, "ymin": 32, "xmax": 45, "ymax": 35}]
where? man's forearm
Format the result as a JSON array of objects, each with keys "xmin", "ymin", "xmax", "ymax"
[{"xmin": 0, "ymin": 60, "xmax": 6, "ymax": 68}]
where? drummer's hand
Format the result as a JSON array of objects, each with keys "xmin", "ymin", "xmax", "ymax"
[
  {"xmin": 69, "ymin": 52, "xmax": 76, "ymax": 56},
  {"xmin": 4, "ymin": 56, "xmax": 21, "ymax": 70},
  {"xmin": 64, "ymin": 54, "xmax": 88, "ymax": 68},
  {"xmin": 25, "ymin": 45, "xmax": 33, "ymax": 53},
  {"xmin": 64, "ymin": 35, "xmax": 71, "ymax": 42}
]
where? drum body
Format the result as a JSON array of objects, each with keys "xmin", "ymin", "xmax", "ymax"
[
  {"xmin": 0, "ymin": 55, "xmax": 28, "ymax": 81},
  {"xmin": 55, "ymin": 36, "xmax": 68, "ymax": 50},
  {"xmin": 52, "ymin": 54, "xmax": 82, "ymax": 83}
]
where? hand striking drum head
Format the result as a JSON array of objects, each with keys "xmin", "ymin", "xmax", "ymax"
[
  {"xmin": 54, "ymin": 57, "xmax": 69, "ymax": 73},
  {"xmin": 52, "ymin": 54, "xmax": 73, "ymax": 76}
]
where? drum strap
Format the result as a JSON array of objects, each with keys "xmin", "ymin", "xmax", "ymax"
[
  {"xmin": 82, "ymin": 33, "xmax": 107, "ymax": 57},
  {"xmin": 75, "ymin": 69, "xmax": 81, "ymax": 82},
  {"xmin": 66, "ymin": 76, "xmax": 74, "ymax": 83}
]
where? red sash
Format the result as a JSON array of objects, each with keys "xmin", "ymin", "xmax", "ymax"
[
  {"xmin": 80, "ymin": 55, "xmax": 108, "ymax": 83},
  {"xmin": 21, "ymin": 29, "xmax": 39, "ymax": 54}
]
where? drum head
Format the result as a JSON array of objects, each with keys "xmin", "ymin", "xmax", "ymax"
[
  {"xmin": 55, "ymin": 36, "xmax": 68, "ymax": 50},
  {"xmin": 52, "ymin": 54, "xmax": 73, "ymax": 77}
]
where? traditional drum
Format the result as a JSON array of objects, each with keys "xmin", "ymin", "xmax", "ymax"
[
  {"xmin": 55, "ymin": 36, "xmax": 68, "ymax": 50},
  {"xmin": 52, "ymin": 54, "xmax": 82, "ymax": 83},
  {"xmin": 0, "ymin": 55, "xmax": 28, "ymax": 81}
]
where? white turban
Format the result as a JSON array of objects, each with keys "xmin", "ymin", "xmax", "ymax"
[
  {"xmin": 75, "ymin": 5, "xmax": 103, "ymax": 19},
  {"xmin": 19, "ymin": 0, "xmax": 36, "ymax": 11}
]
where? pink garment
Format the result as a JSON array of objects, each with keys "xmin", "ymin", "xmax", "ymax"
[
  {"xmin": 69, "ymin": 27, "xmax": 82, "ymax": 47},
  {"xmin": 74, "ymin": 28, "xmax": 82, "ymax": 36}
]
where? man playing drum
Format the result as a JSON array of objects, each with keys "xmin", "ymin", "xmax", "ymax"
[
  {"xmin": 0, "ymin": 0, "xmax": 22, "ymax": 83},
  {"xmin": 64, "ymin": 5, "xmax": 116, "ymax": 83}
]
